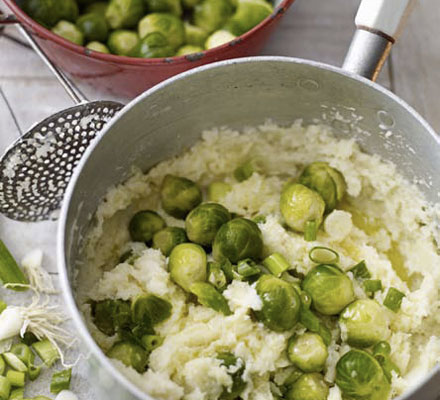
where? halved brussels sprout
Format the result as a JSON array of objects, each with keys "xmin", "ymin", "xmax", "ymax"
[
  {"xmin": 184, "ymin": 22, "xmax": 209, "ymax": 47},
  {"xmin": 280, "ymin": 183, "xmax": 325, "ymax": 240},
  {"xmin": 107, "ymin": 341, "xmax": 148, "ymax": 372},
  {"xmin": 255, "ymin": 275, "xmax": 301, "ymax": 332},
  {"xmin": 169, "ymin": 243, "xmax": 207, "ymax": 292},
  {"xmin": 217, "ymin": 352, "xmax": 247, "ymax": 400},
  {"xmin": 190, "ymin": 282, "xmax": 232, "ymax": 315},
  {"xmin": 160, "ymin": 175, "xmax": 203, "ymax": 218},
  {"xmin": 130, "ymin": 32, "xmax": 175, "ymax": 58},
  {"xmin": 129, "ymin": 210, "xmax": 166, "ymax": 242},
  {"xmin": 227, "ymin": 0, "xmax": 273, "ymax": 36},
  {"xmin": 145, "ymin": 0, "xmax": 182, "ymax": 16},
  {"xmin": 335, "ymin": 349, "xmax": 390, "ymax": 400},
  {"xmin": 91, "ymin": 299, "xmax": 131, "ymax": 336},
  {"xmin": 138, "ymin": 13, "xmax": 185, "ymax": 49},
  {"xmin": 105, "ymin": 0, "xmax": 145, "ymax": 29},
  {"xmin": 22, "ymin": 0, "xmax": 60, "ymax": 27},
  {"xmin": 86, "ymin": 41, "xmax": 110, "ymax": 53},
  {"xmin": 193, "ymin": 0, "xmax": 234, "ymax": 33},
  {"xmin": 339, "ymin": 299, "xmax": 390, "ymax": 347},
  {"xmin": 77, "ymin": 13, "xmax": 109, "ymax": 42},
  {"xmin": 185, "ymin": 203, "xmax": 231, "ymax": 246},
  {"xmin": 287, "ymin": 333, "xmax": 328, "ymax": 373},
  {"xmin": 212, "ymin": 218, "xmax": 263, "ymax": 263},
  {"xmin": 302, "ymin": 264, "xmax": 355, "ymax": 315},
  {"xmin": 84, "ymin": 2, "xmax": 109, "ymax": 15},
  {"xmin": 131, "ymin": 295, "xmax": 172, "ymax": 326},
  {"xmin": 107, "ymin": 29, "xmax": 140, "ymax": 55},
  {"xmin": 58, "ymin": 0, "xmax": 80, "ymax": 22},
  {"xmin": 52, "ymin": 21, "xmax": 84, "ymax": 45},
  {"xmin": 205, "ymin": 30, "xmax": 236, "ymax": 49},
  {"xmin": 153, "ymin": 227, "xmax": 187, "ymax": 256},
  {"xmin": 372, "ymin": 341, "xmax": 400, "ymax": 382},
  {"xmin": 285, "ymin": 373, "xmax": 329, "ymax": 400},
  {"xmin": 176, "ymin": 45, "xmax": 204, "ymax": 56},
  {"xmin": 299, "ymin": 162, "xmax": 346, "ymax": 213}
]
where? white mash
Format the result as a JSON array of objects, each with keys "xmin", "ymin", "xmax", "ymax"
[{"xmin": 78, "ymin": 121, "xmax": 440, "ymax": 400}]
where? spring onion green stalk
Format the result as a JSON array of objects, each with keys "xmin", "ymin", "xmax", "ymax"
[
  {"xmin": 10, "ymin": 344, "xmax": 34, "ymax": 367},
  {"xmin": 2, "ymin": 354, "xmax": 27, "ymax": 372},
  {"xmin": 0, "ymin": 375, "xmax": 10, "ymax": 400},
  {"xmin": 28, "ymin": 364, "xmax": 42, "ymax": 381},
  {"xmin": 8, "ymin": 388, "xmax": 24, "ymax": 400},
  {"xmin": 0, "ymin": 240, "xmax": 28, "ymax": 291},
  {"xmin": 308, "ymin": 247, "xmax": 339, "ymax": 265},
  {"xmin": 32, "ymin": 340, "xmax": 59, "ymax": 367},
  {"xmin": 207, "ymin": 262, "xmax": 227, "ymax": 290},
  {"xmin": 364, "ymin": 279, "xmax": 382, "ymax": 293},
  {"xmin": 141, "ymin": 335, "xmax": 163, "ymax": 353},
  {"xmin": 34, "ymin": 397, "xmax": 52, "ymax": 400},
  {"xmin": 349, "ymin": 260, "xmax": 371, "ymax": 279},
  {"xmin": 236, "ymin": 259, "xmax": 260, "ymax": 278},
  {"xmin": 0, "ymin": 301, "xmax": 6, "ymax": 314},
  {"xmin": 383, "ymin": 287, "xmax": 405, "ymax": 312},
  {"xmin": 372, "ymin": 341, "xmax": 400, "ymax": 382},
  {"xmin": 207, "ymin": 182, "xmax": 232, "ymax": 202},
  {"xmin": 304, "ymin": 220, "xmax": 318, "ymax": 242},
  {"xmin": 5, "ymin": 371, "xmax": 25, "ymax": 387},
  {"xmin": 50, "ymin": 369, "xmax": 72, "ymax": 394},
  {"xmin": 299, "ymin": 304, "xmax": 332, "ymax": 346},
  {"xmin": 263, "ymin": 253, "xmax": 290, "ymax": 277},
  {"xmin": 190, "ymin": 282, "xmax": 232, "ymax": 315},
  {"xmin": 0, "ymin": 356, "xmax": 4, "ymax": 376},
  {"xmin": 252, "ymin": 215, "xmax": 266, "ymax": 224}
]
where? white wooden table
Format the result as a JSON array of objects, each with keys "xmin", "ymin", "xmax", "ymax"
[{"xmin": 0, "ymin": 0, "xmax": 438, "ymax": 399}]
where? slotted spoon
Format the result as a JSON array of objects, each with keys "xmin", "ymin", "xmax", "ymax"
[{"xmin": 0, "ymin": 25, "xmax": 123, "ymax": 222}]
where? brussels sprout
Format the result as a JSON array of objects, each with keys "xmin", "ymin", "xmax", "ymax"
[
  {"xmin": 107, "ymin": 29, "xmax": 139, "ymax": 55},
  {"xmin": 227, "ymin": 0, "xmax": 273, "ymax": 36},
  {"xmin": 138, "ymin": 13, "xmax": 185, "ymax": 49},
  {"xmin": 52, "ymin": 21, "xmax": 84, "ymax": 45},
  {"xmin": 106, "ymin": 0, "xmax": 145, "ymax": 29},
  {"xmin": 58, "ymin": 0, "xmax": 80, "ymax": 22},
  {"xmin": 339, "ymin": 299, "xmax": 390, "ymax": 347},
  {"xmin": 217, "ymin": 352, "xmax": 246, "ymax": 400},
  {"xmin": 212, "ymin": 218, "xmax": 262, "ymax": 263},
  {"xmin": 129, "ymin": 210, "xmax": 166, "ymax": 242},
  {"xmin": 130, "ymin": 32, "xmax": 176, "ymax": 58},
  {"xmin": 145, "ymin": 0, "xmax": 182, "ymax": 16},
  {"xmin": 190, "ymin": 282, "xmax": 232, "ymax": 315},
  {"xmin": 193, "ymin": 0, "xmax": 234, "ymax": 33},
  {"xmin": 302, "ymin": 264, "xmax": 355, "ymax": 315},
  {"xmin": 107, "ymin": 341, "xmax": 148, "ymax": 372},
  {"xmin": 131, "ymin": 294, "xmax": 172, "ymax": 326},
  {"xmin": 184, "ymin": 22, "xmax": 209, "ymax": 47},
  {"xmin": 205, "ymin": 30, "xmax": 236, "ymax": 49},
  {"xmin": 255, "ymin": 275, "xmax": 301, "ymax": 332},
  {"xmin": 182, "ymin": 0, "xmax": 201, "ymax": 7},
  {"xmin": 287, "ymin": 333, "xmax": 328, "ymax": 373},
  {"xmin": 169, "ymin": 243, "xmax": 207, "ymax": 292},
  {"xmin": 235, "ymin": 258, "xmax": 260, "ymax": 278},
  {"xmin": 335, "ymin": 349, "xmax": 390, "ymax": 400},
  {"xmin": 77, "ymin": 13, "xmax": 109, "ymax": 42},
  {"xmin": 176, "ymin": 45, "xmax": 204, "ymax": 56},
  {"xmin": 91, "ymin": 299, "xmax": 131, "ymax": 336},
  {"xmin": 280, "ymin": 183, "xmax": 325, "ymax": 240},
  {"xmin": 185, "ymin": 203, "xmax": 231, "ymax": 246},
  {"xmin": 160, "ymin": 175, "xmax": 203, "ymax": 218},
  {"xmin": 86, "ymin": 41, "xmax": 110, "ymax": 53},
  {"xmin": 298, "ymin": 304, "xmax": 331, "ymax": 346},
  {"xmin": 372, "ymin": 341, "xmax": 400, "ymax": 382},
  {"xmin": 153, "ymin": 227, "xmax": 187, "ymax": 256},
  {"xmin": 285, "ymin": 373, "xmax": 329, "ymax": 400},
  {"xmin": 22, "ymin": 0, "xmax": 60, "ymax": 27},
  {"xmin": 299, "ymin": 162, "xmax": 346, "ymax": 213},
  {"xmin": 84, "ymin": 2, "xmax": 109, "ymax": 15}
]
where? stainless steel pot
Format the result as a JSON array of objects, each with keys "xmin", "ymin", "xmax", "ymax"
[{"xmin": 57, "ymin": 1, "xmax": 440, "ymax": 399}]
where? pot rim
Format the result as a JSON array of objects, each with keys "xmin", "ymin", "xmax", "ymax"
[
  {"xmin": 4, "ymin": 0, "xmax": 295, "ymax": 66},
  {"xmin": 57, "ymin": 56, "xmax": 440, "ymax": 400}
]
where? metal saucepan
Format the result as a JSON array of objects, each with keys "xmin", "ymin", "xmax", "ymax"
[{"xmin": 58, "ymin": 0, "xmax": 440, "ymax": 399}]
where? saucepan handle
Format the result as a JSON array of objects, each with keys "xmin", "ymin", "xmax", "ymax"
[{"xmin": 343, "ymin": 0, "xmax": 417, "ymax": 81}]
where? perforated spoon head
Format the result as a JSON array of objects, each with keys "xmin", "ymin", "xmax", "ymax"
[{"xmin": 0, "ymin": 101, "xmax": 122, "ymax": 222}]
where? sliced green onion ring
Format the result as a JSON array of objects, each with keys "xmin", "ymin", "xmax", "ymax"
[
  {"xmin": 263, "ymin": 253, "xmax": 290, "ymax": 277},
  {"xmin": 304, "ymin": 221, "xmax": 318, "ymax": 242},
  {"xmin": 383, "ymin": 287, "xmax": 405, "ymax": 312},
  {"xmin": 309, "ymin": 246, "xmax": 339, "ymax": 264}
]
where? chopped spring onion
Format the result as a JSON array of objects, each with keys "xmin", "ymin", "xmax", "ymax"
[
  {"xmin": 10, "ymin": 344, "xmax": 34, "ymax": 367},
  {"xmin": 50, "ymin": 368, "xmax": 72, "ymax": 394},
  {"xmin": 55, "ymin": 390, "xmax": 79, "ymax": 400},
  {"xmin": 0, "ymin": 240, "xmax": 28, "ymax": 291},
  {"xmin": 0, "ymin": 356, "xmax": 4, "ymax": 375},
  {"xmin": 236, "ymin": 259, "xmax": 260, "ymax": 278},
  {"xmin": 263, "ymin": 253, "xmax": 290, "ymax": 277},
  {"xmin": 28, "ymin": 364, "xmax": 42, "ymax": 381},
  {"xmin": 141, "ymin": 335, "xmax": 164, "ymax": 354},
  {"xmin": 372, "ymin": 341, "xmax": 391, "ymax": 358},
  {"xmin": 207, "ymin": 182, "xmax": 232, "ymax": 202},
  {"xmin": 0, "ymin": 301, "xmax": 6, "ymax": 315},
  {"xmin": 349, "ymin": 260, "xmax": 371, "ymax": 279},
  {"xmin": 2, "ymin": 353, "xmax": 27, "ymax": 372},
  {"xmin": 383, "ymin": 287, "xmax": 405, "ymax": 312},
  {"xmin": 309, "ymin": 246, "xmax": 339, "ymax": 265},
  {"xmin": 8, "ymin": 387, "xmax": 24, "ymax": 400},
  {"xmin": 234, "ymin": 159, "xmax": 257, "ymax": 182},
  {"xmin": 5, "ymin": 371, "xmax": 25, "ymax": 388},
  {"xmin": 304, "ymin": 220, "xmax": 318, "ymax": 242},
  {"xmin": 207, "ymin": 263, "xmax": 227, "ymax": 290},
  {"xmin": 363, "ymin": 279, "xmax": 382, "ymax": 293},
  {"xmin": 189, "ymin": 282, "xmax": 232, "ymax": 316},
  {"xmin": 252, "ymin": 215, "xmax": 266, "ymax": 224},
  {"xmin": 32, "ymin": 340, "xmax": 59, "ymax": 367},
  {"xmin": 33, "ymin": 397, "xmax": 52, "ymax": 400},
  {"xmin": 0, "ymin": 375, "xmax": 10, "ymax": 400}
]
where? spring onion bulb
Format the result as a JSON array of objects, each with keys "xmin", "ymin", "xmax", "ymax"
[{"xmin": 0, "ymin": 307, "xmax": 24, "ymax": 341}]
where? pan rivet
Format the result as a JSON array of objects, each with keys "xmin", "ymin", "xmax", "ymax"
[{"xmin": 297, "ymin": 78, "xmax": 320, "ymax": 92}]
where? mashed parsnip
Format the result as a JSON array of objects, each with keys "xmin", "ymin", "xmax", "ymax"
[{"xmin": 78, "ymin": 121, "xmax": 440, "ymax": 400}]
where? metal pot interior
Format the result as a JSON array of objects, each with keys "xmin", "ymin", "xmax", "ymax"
[{"xmin": 59, "ymin": 57, "xmax": 440, "ymax": 400}]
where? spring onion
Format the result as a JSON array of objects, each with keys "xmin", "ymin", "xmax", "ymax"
[
  {"xmin": 0, "ymin": 302, "xmax": 6, "ymax": 315},
  {"xmin": 8, "ymin": 388, "xmax": 24, "ymax": 400},
  {"xmin": 236, "ymin": 259, "xmax": 260, "ymax": 278},
  {"xmin": 304, "ymin": 220, "xmax": 318, "ymax": 242},
  {"xmin": 10, "ymin": 344, "xmax": 34, "ymax": 368},
  {"xmin": 2, "ymin": 354, "xmax": 27, "ymax": 373},
  {"xmin": 5, "ymin": 371, "xmax": 25, "ymax": 388},
  {"xmin": 252, "ymin": 215, "xmax": 266, "ymax": 224},
  {"xmin": 32, "ymin": 340, "xmax": 59, "ymax": 367},
  {"xmin": 33, "ymin": 397, "xmax": 52, "ymax": 400},
  {"xmin": 21, "ymin": 332, "xmax": 38, "ymax": 347},
  {"xmin": 207, "ymin": 262, "xmax": 227, "ymax": 290},
  {"xmin": 0, "ymin": 240, "xmax": 28, "ymax": 291},
  {"xmin": 207, "ymin": 182, "xmax": 232, "ymax": 202},
  {"xmin": 21, "ymin": 249, "xmax": 56, "ymax": 294},
  {"xmin": 0, "ymin": 375, "xmax": 10, "ymax": 400},
  {"xmin": 383, "ymin": 287, "xmax": 405, "ymax": 312},
  {"xmin": 309, "ymin": 246, "xmax": 339, "ymax": 265},
  {"xmin": 263, "ymin": 253, "xmax": 290, "ymax": 277},
  {"xmin": 28, "ymin": 364, "xmax": 42, "ymax": 381},
  {"xmin": 0, "ymin": 308, "xmax": 23, "ymax": 342},
  {"xmin": 363, "ymin": 279, "xmax": 382, "ymax": 294},
  {"xmin": 141, "ymin": 335, "xmax": 164, "ymax": 354},
  {"xmin": 0, "ymin": 356, "xmax": 4, "ymax": 376},
  {"xmin": 50, "ymin": 369, "xmax": 72, "ymax": 394},
  {"xmin": 349, "ymin": 260, "xmax": 371, "ymax": 279}
]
